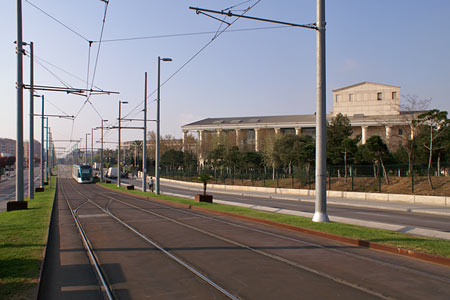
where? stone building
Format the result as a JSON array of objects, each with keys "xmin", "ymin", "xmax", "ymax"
[{"xmin": 181, "ymin": 82, "xmax": 415, "ymax": 160}]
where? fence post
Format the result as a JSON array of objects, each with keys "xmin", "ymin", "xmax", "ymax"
[
  {"xmin": 378, "ymin": 161, "xmax": 382, "ymax": 192},
  {"xmin": 351, "ymin": 166, "xmax": 354, "ymax": 191},
  {"xmin": 328, "ymin": 166, "xmax": 331, "ymax": 190},
  {"xmin": 276, "ymin": 169, "xmax": 279, "ymax": 188}
]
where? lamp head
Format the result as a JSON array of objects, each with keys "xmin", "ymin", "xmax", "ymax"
[{"xmin": 161, "ymin": 58, "xmax": 172, "ymax": 62}]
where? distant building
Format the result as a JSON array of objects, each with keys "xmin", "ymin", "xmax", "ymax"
[
  {"xmin": 0, "ymin": 138, "xmax": 16, "ymax": 157},
  {"xmin": 181, "ymin": 82, "xmax": 416, "ymax": 161}
]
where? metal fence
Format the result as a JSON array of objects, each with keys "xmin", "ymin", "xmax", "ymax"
[{"xmin": 159, "ymin": 163, "xmax": 450, "ymax": 194}]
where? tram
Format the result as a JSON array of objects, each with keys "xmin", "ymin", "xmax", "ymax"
[{"xmin": 72, "ymin": 164, "xmax": 93, "ymax": 183}]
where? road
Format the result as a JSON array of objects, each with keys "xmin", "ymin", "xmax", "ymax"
[
  {"xmin": 119, "ymin": 176, "xmax": 450, "ymax": 235},
  {"xmin": 0, "ymin": 167, "xmax": 41, "ymax": 212},
  {"xmin": 39, "ymin": 166, "xmax": 450, "ymax": 299}
]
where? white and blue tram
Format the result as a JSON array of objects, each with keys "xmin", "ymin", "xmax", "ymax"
[{"xmin": 72, "ymin": 165, "xmax": 93, "ymax": 183}]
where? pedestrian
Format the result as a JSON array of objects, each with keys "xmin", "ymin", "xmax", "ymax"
[{"xmin": 149, "ymin": 176, "xmax": 154, "ymax": 192}]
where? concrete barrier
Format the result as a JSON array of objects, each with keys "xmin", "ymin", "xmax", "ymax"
[{"xmin": 160, "ymin": 178, "xmax": 448, "ymax": 206}]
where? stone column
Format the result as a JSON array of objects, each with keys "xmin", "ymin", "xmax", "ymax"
[
  {"xmin": 182, "ymin": 130, "xmax": 188, "ymax": 152},
  {"xmin": 295, "ymin": 127, "xmax": 302, "ymax": 135},
  {"xmin": 385, "ymin": 125, "xmax": 392, "ymax": 146},
  {"xmin": 254, "ymin": 128, "xmax": 260, "ymax": 152},
  {"xmin": 361, "ymin": 126, "xmax": 368, "ymax": 144},
  {"xmin": 235, "ymin": 129, "xmax": 241, "ymax": 148},
  {"xmin": 198, "ymin": 130, "xmax": 204, "ymax": 162}
]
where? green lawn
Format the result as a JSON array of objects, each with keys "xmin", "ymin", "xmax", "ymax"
[
  {"xmin": 0, "ymin": 178, "xmax": 56, "ymax": 300},
  {"xmin": 101, "ymin": 182, "xmax": 450, "ymax": 259}
]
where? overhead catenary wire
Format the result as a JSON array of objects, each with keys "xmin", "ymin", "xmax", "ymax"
[
  {"xmin": 94, "ymin": 25, "xmax": 291, "ymax": 43},
  {"xmin": 24, "ymin": 0, "xmax": 90, "ymax": 42},
  {"xmin": 34, "ymin": 55, "xmax": 103, "ymax": 90},
  {"xmin": 104, "ymin": 0, "xmax": 263, "ymax": 140}
]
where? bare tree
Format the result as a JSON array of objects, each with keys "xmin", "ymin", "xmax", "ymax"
[{"xmin": 400, "ymin": 95, "xmax": 431, "ymax": 175}]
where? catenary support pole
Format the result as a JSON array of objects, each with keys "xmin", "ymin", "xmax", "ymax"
[
  {"xmin": 16, "ymin": 0, "xmax": 24, "ymax": 202},
  {"xmin": 100, "ymin": 120, "xmax": 105, "ymax": 182},
  {"xmin": 28, "ymin": 41, "xmax": 34, "ymax": 199},
  {"xmin": 45, "ymin": 118, "xmax": 49, "ymax": 183},
  {"xmin": 91, "ymin": 128, "xmax": 93, "ymax": 166},
  {"xmin": 312, "ymin": 0, "xmax": 329, "ymax": 222},
  {"xmin": 156, "ymin": 58, "xmax": 161, "ymax": 195},
  {"xmin": 143, "ymin": 72, "xmax": 148, "ymax": 192},
  {"xmin": 40, "ymin": 95, "xmax": 44, "ymax": 188}
]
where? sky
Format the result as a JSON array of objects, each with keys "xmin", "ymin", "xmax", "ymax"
[{"xmin": 1, "ymin": 0, "xmax": 449, "ymax": 157}]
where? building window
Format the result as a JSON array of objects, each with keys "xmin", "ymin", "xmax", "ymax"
[
  {"xmin": 349, "ymin": 94, "xmax": 354, "ymax": 102},
  {"xmin": 392, "ymin": 91, "xmax": 397, "ymax": 100},
  {"xmin": 377, "ymin": 92, "xmax": 382, "ymax": 100},
  {"xmin": 336, "ymin": 94, "xmax": 341, "ymax": 102},
  {"xmin": 398, "ymin": 129, "xmax": 403, "ymax": 135}
]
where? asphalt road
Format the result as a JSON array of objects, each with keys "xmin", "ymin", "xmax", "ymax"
[
  {"xmin": 0, "ymin": 167, "xmax": 41, "ymax": 212},
  {"xmin": 40, "ymin": 166, "xmax": 450, "ymax": 299},
  {"xmin": 120, "ymin": 177, "xmax": 450, "ymax": 234}
]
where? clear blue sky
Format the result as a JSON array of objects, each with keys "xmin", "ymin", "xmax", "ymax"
[{"xmin": 1, "ymin": 0, "xmax": 449, "ymax": 156}]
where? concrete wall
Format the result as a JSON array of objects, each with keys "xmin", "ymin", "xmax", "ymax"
[
  {"xmin": 332, "ymin": 82, "xmax": 400, "ymax": 117},
  {"xmin": 161, "ymin": 178, "xmax": 449, "ymax": 206}
]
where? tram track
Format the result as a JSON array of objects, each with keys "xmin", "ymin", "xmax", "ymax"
[
  {"xmin": 62, "ymin": 178, "xmax": 238, "ymax": 300},
  {"xmin": 93, "ymin": 184, "xmax": 450, "ymax": 285},
  {"xmin": 67, "ymin": 181, "xmax": 391, "ymax": 299},
  {"xmin": 60, "ymin": 176, "xmax": 450, "ymax": 299}
]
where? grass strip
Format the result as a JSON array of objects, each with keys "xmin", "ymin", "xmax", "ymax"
[
  {"xmin": 100, "ymin": 182, "xmax": 450, "ymax": 259},
  {"xmin": 0, "ymin": 177, "xmax": 56, "ymax": 300}
]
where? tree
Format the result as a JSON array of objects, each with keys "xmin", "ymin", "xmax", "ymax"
[
  {"xmin": 182, "ymin": 151, "xmax": 197, "ymax": 171},
  {"xmin": 161, "ymin": 149, "xmax": 184, "ymax": 170},
  {"xmin": 365, "ymin": 136, "xmax": 390, "ymax": 184},
  {"xmin": 341, "ymin": 137, "xmax": 358, "ymax": 180},
  {"xmin": 327, "ymin": 113, "xmax": 353, "ymax": 165},
  {"xmin": 416, "ymin": 109, "xmax": 449, "ymax": 188},
  {"xmin": 400, "ymin": 95, "xmax": 431, "ymax": 175}
]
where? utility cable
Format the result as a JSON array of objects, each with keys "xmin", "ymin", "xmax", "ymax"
[
  {"xmin": 24, "ymin": 0, "xmax": 90, "ymax": 42},
  {"xmin": 118, "ymin": 0, "xmax": 263, "ymax": 128},
  {"xmin": 95, "ymin": 25, "xmax": 290, "ymax": 43},
  {"xmin": 34, "ymin": 55, "xmax": 101, "ymax": 89}
]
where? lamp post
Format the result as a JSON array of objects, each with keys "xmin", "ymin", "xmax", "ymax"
[
  {"xmin": 118, "ymin": 100, "xmax": 128, "ymax": 187},
  {"xmin": 40, "ymin": 96, "xmax": 44, "ymax": 188},
  {"xmin": 101, "ymin": 119, "xmax": 108, "ymax": 182},
  {"xmin": 91, "ymin": 128, "xmax": 94, "ymax": 166},
  {"xmin": 45, "ymin": 117, "xmax": 49, "ymax": 183},
  {"xmin": 155, "ymin": 57, "xmax": 172, "ymax": 195},
  {"xmin": 85, "ymin": 133, "xmax": 90, "ymax": 165},
  {"xmin": 143, "ymin": 72, "xmax": 148, "ymax": 192},
  {"xmin": 28, "ymin": 41, "xmax": 34, "ymax": 199}
]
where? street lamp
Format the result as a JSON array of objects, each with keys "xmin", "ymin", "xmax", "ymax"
[
  {"xmin": 118, "ymin": 100, "xmax": 128, "ymax": 187},
  {"xmin": 155, "ymin": 56, "xmax": 172, "ymax": 195},
  {"xmin": 85, "ymin": 133, "xmax": 90, "ymax": 165},
  {"xmin": 101, "ymin": 119, "xmax": 108, "ymax": 182}
]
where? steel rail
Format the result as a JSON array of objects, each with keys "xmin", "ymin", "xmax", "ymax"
[
  {"xmin": 59, "ymin": 181, "xmax": 114, "ymax": 300},
  {"xmin": 63, "ymin": 178, "xmax": 239, "ymax": 300},
  {"xmin": 96, "ymin": 185, "xmax": 450, "ymax": 285}
]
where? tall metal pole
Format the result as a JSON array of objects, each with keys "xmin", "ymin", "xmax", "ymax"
[
  {"xmin": 85, "ymin": 133, "xmax": 88, "ymax": 165},
  {"xmin": 100, "ymin": 120, "xmax": 105, "ymax": 182},
  {"xmin": 91, "ymin": 128, "xmax": 94, "ymax": 166},
  {"xmin": 28, "ymin": 41, "xmax": 34, "ymax": 199},
  {"xmin": 16, "ymin": 0, "xmax": 24, "ymax": 202},
  {"xmin": 312, "ymin": 0, "xmax": 329, "ymax": 222},
  {"xmin": 118, "ymin": 101, "xmax": 122, "ymax": 187},
  {"xmin": 45, "ymin": 118, "xmax": 49, "ymax": 183},
  {"xmin": 156, "ymin": 58, "xmax": 161, "ymax": 195},
  {"xmin": 143, "ymin": 72, "xmax": 148, "ymax": 192},
  {"xmin": 40, "ymin": 95, "xmax": 44, "ymax": 188}
]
